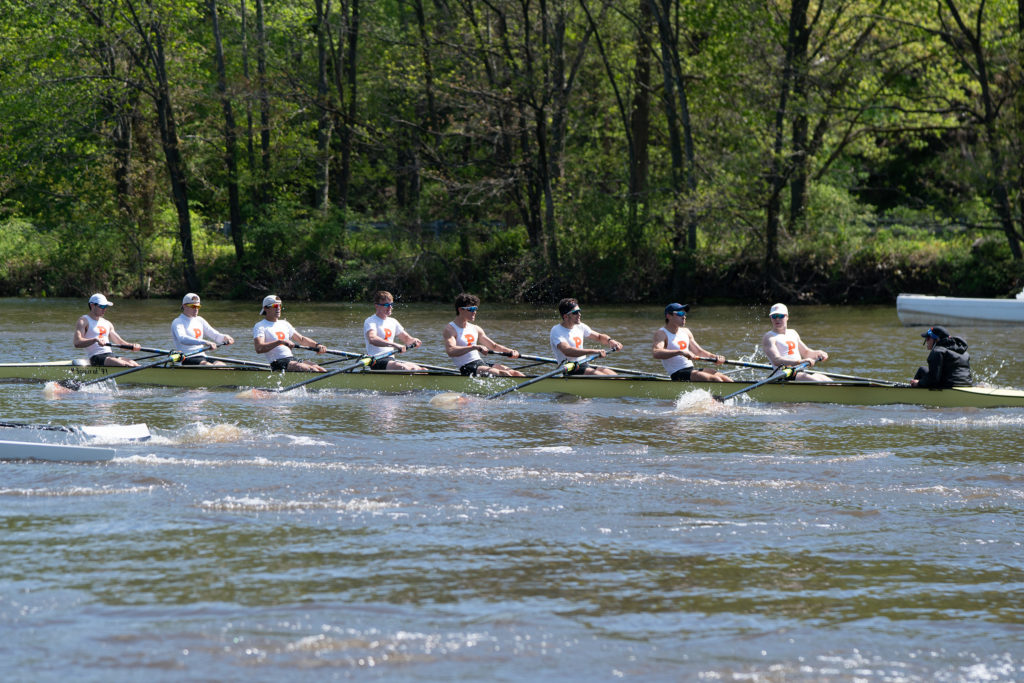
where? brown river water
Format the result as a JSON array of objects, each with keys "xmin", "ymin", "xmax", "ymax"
[{"xmin": 1, "ymin": 298, "xmax": 1022, "ymax": 681}]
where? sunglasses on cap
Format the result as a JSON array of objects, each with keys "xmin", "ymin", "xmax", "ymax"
[
  {"xmin": 770, "ymin": 313, "xmax": 786, "ymax": 319},
  {"xmin": 460, "ymin": 306, "xmax": 478, "ymax": 312}
]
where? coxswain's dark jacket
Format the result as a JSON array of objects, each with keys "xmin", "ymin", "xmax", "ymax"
[{"xmin": 915, "ymin": 336, "xmax": 972, "ymax": 388}]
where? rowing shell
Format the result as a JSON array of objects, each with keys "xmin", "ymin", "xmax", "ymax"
[
  {"xmin": 3, "ymin": 361, "xmax": 1024, "ymax": 408},
  {"xmin": 0, "ymin": 439, "xmax": 115, "ymax": 462}
]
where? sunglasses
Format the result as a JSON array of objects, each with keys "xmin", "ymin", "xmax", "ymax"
[
  {"xmin": 672, "ymin": 311, "xmax": 687, "ymax": 317},
  {"xmin": 267, "ymin": 303, "xmax": 281, "ymax": 309},
  {"xmin": 567, "ymin": 308, "xmax": 581, "ymax": 315},
  {"xmin": 460, "ymin": 306, "xmax": 478, "ymax": 312},
  {"xmin": 770, "ymin": 314, "xmax": 786, "ymax": 319},
  {"xmin": 376, "ymin": 302, "xmax": 394, "ymax": 307},
  {"xmin": 185, "ymin": 303, "xmax": 201, "ymax": 308}
]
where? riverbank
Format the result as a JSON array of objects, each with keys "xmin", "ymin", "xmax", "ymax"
[{"xmin": 3, "ymin": 217, "xmax": 1022, "ymax": 304}]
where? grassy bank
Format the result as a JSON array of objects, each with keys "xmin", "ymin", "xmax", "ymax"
[{"xmin": 3, "ymin": 214, "xmax": 1022, "ymax": 304}]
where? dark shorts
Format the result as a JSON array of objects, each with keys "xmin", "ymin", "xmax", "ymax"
[
  {"xmin": 89, "ymin": 353, "xmax": 112, "ymax": 367},
  {"xmin": 369, "ymin": 358, "xmax": 391, "ymax": 371},
  {"xmin": 181, "ymin": 355, "xmax": 207, "ymax": 366},
  {"xmin": 566, "ymin": 361, "xmax": 591, "ymax": 376},
  {"xmin": 270, "ymin": 358, "xmax": 293, "ymax": 372},
  {"xmin": 670, "ymin": 367, "xmax": 694, "ymax": 382},
  {"xmin": 459, "ymin": 360, "xmax": 493, "ymax": 376}
]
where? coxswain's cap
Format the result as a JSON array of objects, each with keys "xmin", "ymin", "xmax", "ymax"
[{"xmin": 922, "ymin": 325, "xmax": 950, "ymax": 340}]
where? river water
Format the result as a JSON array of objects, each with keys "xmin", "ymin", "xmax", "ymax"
[{"xmin": 2, "ymin": 298, "xmax": 1023, "ymax": 681}]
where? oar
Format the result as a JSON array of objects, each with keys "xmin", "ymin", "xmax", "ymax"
[
  {"xmin": 118, "ymin": 342, "xmax": 268, "ymax": 370},
  {"xmin": 485, "ymin": 352, "xmax": 601, "ymax": 400},
  {"xmin": 199, "ymin": 356, "xmax": 270, "ymax": 370},
  {"xmin": 714, "ymin": 361, "xmax": 810, "ymax": 403},
  {"xmin": 48, "ymin": 348, "xmax": 209, "ymax": 392},
  {"xmin": 497, "ymin": 351, "xmax": 655, "ymax": 378},
  {"xmin": 242, "ymin": 345, "xmax": 416, "ymax": 397},
  {"xmin": 303, "ymin": 345, "xmax": 459, "ymax": 375},
  {"xmin": 698, "ymin": 357, "xmax": 905, "ymax": 386}
]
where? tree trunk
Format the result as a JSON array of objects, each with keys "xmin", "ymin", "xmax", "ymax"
[
  {"xmin": 256, "ymin": 0, "xmax": 271, "ymax": 206},
  {"xmin": 314, "ymin": 0, "xmax": 332, "ymax": 211},
  {"xmin": 152, "ymin": 26, "xmax": 200, "ymax": 291},
  {"xmin": 627, "ymin": 0, "xmax": 652, "ymax": 257},
  {"xmin": 209, "ymin": 0, "xmax": 245, "ymax": 260}
]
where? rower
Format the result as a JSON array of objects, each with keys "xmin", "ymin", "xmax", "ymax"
[
  {"xmin": 549, "ymin": 298, "xmax": 622, "ymax": 376},
  {"xmin": 253, "ymin": 295, "xmax": 327, "ymax": 372},
  {"xmin": 652, "ymin": 303, "xmax": 733, "ymax": 382},
  {"xmin": 171, "ymin": 293, "xmax": 234, "ymax": 366},
  {"xmin": 443, "ymin": 293, "xmax": 524, "ymax": 377},
  {"xmin": 761, "ymin": 303, "xmax": 831, "ymax": 382},
  {"xmin": 363, "ymin": 291, "xmax": 425, "ymax": 371},
  {"xmin": 910, "ymin": 325, "xmax": 972, "ymax": 388},
  {"xmin": 72, "ymin": 293, "xmax": 141, "ymax": 367}
]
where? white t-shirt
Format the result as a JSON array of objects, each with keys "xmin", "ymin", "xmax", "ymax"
[
  {"xmin": 171, "ymin": 313, "xmax": 228, "ymax": 355},
  {"xmin": 80, "ymin": 315, "xmax": 115, "ymax": 359},
  {"xmin": 549, "ymin": 322, "xmax": 594, "ymax": 363},
  {"xmin": 253, "ymin": 318, "xmax": 297, "ymax": 362},
  {"xmin": 447, "ymin": 321, "xmax": 483, "ymax": 368},
  {"xmin": 764, "ymin": 329, "xmax": 802, "ymax": 367},
  {"xmin": 658, "ymin": 326, "xmax": 694, "ymax": 374},
  {"xmin": 363, "ymin": 315, "xmax": 405, "ymax": 356}
]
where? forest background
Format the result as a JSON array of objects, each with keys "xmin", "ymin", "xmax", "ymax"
[{"xmin": 2, "ymin": 0, "xmax": 1023, "ymax": 305}]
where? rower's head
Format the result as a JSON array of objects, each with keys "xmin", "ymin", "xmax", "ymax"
[
  {"xmin": 261, "ymin": 294, "xmax": 282, "ymax": 318},
  {"xmin": 88, "ymin": 293, "xmax": 113, "ymax": 316},
  {"xmin": 374, "ymin": 291, "xmax": 395, "ymax": 318},
  {"xmin": 558, "ymin": 298, "xmax": 582, "ymax": 324},
  {"xmin": 182, "ymin": 293, "xmax": 201, "ymax": 316},
  {"xmin": 769, "ymin": 303, "xmax": 788, "ymax": 328},
  {"xmin": 455, "ymin": 293, "xmax": 480, "ymax": 318},
  {"xmin": 664, "ymin": 302, "xmax": 689, "ymax": 324},
  {"xmin": 921, "ymin": 325, "xmax": 949, "ymax": 348}
]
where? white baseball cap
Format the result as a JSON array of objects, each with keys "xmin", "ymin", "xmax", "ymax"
[
  {"xmin": 769, "ymin": 303, "xmax": 788, "ymax": 317},
  {"xmin": 88, "ymin": 293, "xmax": 113, "ymax": 307},
  {"xmin": 261, "ymin": 294, "xmax": 282, "ymax": 312},
  {"xmin": 182, "ymin": 293, "xmax": 201, "ymax": 305}
]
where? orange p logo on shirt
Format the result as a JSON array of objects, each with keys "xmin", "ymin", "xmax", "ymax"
[
  {"xmin": 465, "ymin": 334, "xmax": 475, "ymax": 345},
  {"xmin": 786, "ymin": 341, "xmax": 797, "ymax": 355},
  {"xmin": 573, "ymin": 336, "xmax": 583, "ymax": 348}
]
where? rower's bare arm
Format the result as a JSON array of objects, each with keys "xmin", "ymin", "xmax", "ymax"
[
  {"xmin": 254, "ymin": 334, "xmax": 290, "ymax": 354},
  {"xmin": 292, "ymin": 332, "xmax": 324, "ymax": 352},
  {"xmin": 443, "ymin": 328, "xmax": 476, "ymax": 357},
  {"xmin": 367, "ymin": 330, "xmax": 400, "ymax": 350},
  {"xmin": 557, "ymin": 341, "xmax": 596, "ymax": 358},
  {"xmin": 108, "ymin": 330, "xmax": 138, "ymax": 351},
  {"xmin": 72, "ymin": 318, "xmax": 92, "ymax": 348},
  {"xmin": 397, "ymin": 331, "xmax": 421, "ymax": 348},
  {"xmin": 761, "ymin": 333, "xmax": 787, "ymax": 366},
  {"xmin": 599, "ymin": 332, "xmax": 623, "ymax": 351},
  {"xmin": 651, "ymin": 332, "xmax": 677, "ymax": 360},
  {"xmin": 688, "ymin": 338, "xmax": 718, "ymax": 362}
]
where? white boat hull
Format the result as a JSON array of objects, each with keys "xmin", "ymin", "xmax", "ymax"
[
  {"xmin": 896, "ymin": 293, "xmax": 1024, "ymax": 325},
  {"xmin": 0, "ymin": 439, "xmax": 115, "ymax": 462}
]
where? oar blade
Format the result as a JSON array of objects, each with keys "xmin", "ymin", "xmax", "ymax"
[{"xmin": 79, "ymin": 423, "xmax": 151, "ymax": 442}]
